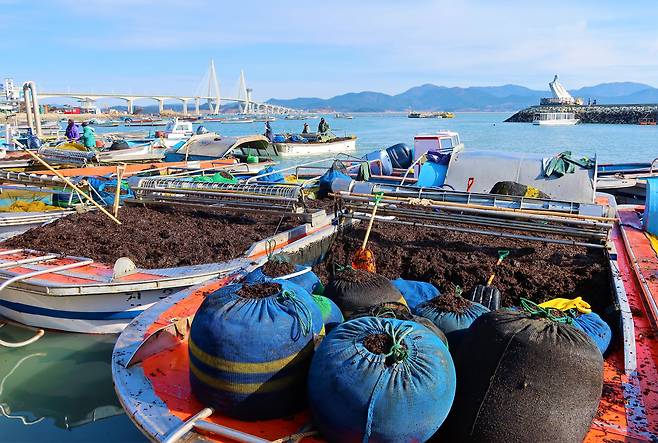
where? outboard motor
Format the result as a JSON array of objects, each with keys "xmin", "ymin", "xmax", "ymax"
[
  {"xmin": 26, "ymin": 129, "xmax": 42, "ymax": 149},
  {"xmin": 386, "ymin": 143, "xmax": 413, "ymax": 169},
  {"xmin": 196, "ymin": 125, "xmax": 209, "ymax": 135}
]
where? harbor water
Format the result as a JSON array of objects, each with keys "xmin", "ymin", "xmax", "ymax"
[{"xmin": 1, "ymin": 111, "xmax": 656, "ymax": 442}]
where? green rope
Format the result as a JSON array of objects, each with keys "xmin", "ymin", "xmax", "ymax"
[
  {"xmin": 278, "ymin": 289, "xmax": 313, "ymax": 336},
  {"xmin": 383, "ymin": 322, "xmax": 413, "ymax": 363},
  {"xmin": 362, "ymin": 320, "xmax": 413, "ymax": 443},
  {"xmin": 374, "ymin": 192, "xmax": 384, "ymax": 204},
  {"xmin": 497, "ymin": 250, "xmax": 510, "ymax": 261},
  {"xmin": 520, "ymin": 298, "xmax": 573, "ymax": 324}
]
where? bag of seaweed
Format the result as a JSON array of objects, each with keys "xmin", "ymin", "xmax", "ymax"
[
  {"xmin": 308, "ymin": 316, "xmax": 456, "ymax": 442},
  {"xmin": 189, "ymin": 281, "xmax": 324, "ymax": 420},
  {"xmin": 443, "ymin": 300, "xmax": 603, "ymax": 443}
]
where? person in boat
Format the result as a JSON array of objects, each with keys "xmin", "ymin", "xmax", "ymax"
[
  {"xmin": 318, "ymin": 117, "xmax": 329, "ymax": 134},
  {"xmin": 79, "ymin": 122, "xmax": 97, "ymax": 149},
  {"xmin": 65, "ymin": 119, "xmax": 80, "ymax": 141},
  {"xmin": 302, "ymin": 122, "xmax": 309, "ymax": 134},
  {"xmin": 264, "ymin": 121, "xmax": 273, "ymax": 142}
]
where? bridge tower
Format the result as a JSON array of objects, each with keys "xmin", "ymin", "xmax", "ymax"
[
  {"xmin": 237, "ymin": 70, "xmax": 249, "ymax": 114},
  {"xmin": 196, "ymin": 59, "xmax": 221, "ymax": 114}
]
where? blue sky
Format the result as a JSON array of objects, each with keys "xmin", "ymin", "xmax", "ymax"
[{"xmin": 2, "ymin": 0, "xmax": 658, "ymax": 101}]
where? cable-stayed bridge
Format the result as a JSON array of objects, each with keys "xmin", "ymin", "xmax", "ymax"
[{"xmin": 37, "ymin": 60, "xmax": 297, "ymax": 115}]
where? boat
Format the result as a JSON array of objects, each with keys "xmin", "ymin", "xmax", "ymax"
[
  {"xmin": 153, "ymin": 118, "xmax": 195, "ymax": 148},
  {"xmin": 165, "ymin": 133, "xmax": 275, "ymax": 168},
  {"xmin": 273, "ymin": 132, "xmax": 357, "ymax": 157},
  {"xmin": 90, "ymin": 120, "xmax": 121, "ymax": 128},
  {"xmin": 0, "ymin": 197, "xmax": 335, "ymax": 334},
  {"xmin": 253, "ymin": 116, "xmax": 276, "ymax": 122},
  {"xmin": 221, "ymin": 118, "xmax": 254, "ymax": 124},
  {"xmin": 37, "ymin": 141, "xmax": 166, "ymax": 166},
  {"xmin": 0, "ymin": 248, "xmax": 239, "ymax": 333},
  {"xmin": 597, "ymin": 158, "xmax": 658, "ymax": 204},
  {"xmin": 110, "ymin": 183, "xmax": 658, "ymax": 442},
  {"xmin": 408, "ymin": 111, "xmax": 449, "ymax": 119},
  {"xmin": 532, "ymin": 112, "xmax": 579, "ymax": 126},
  {"xmin": 124, "ymin": 119, "xmax": 169, "ymax": 127},
  {"xmin": 639, "ymin": 117, "xmax": 656, "ymax": 125},
  {"xmin": 334, "ymin": 113, "xmax": 353, "ymax": 119},
  {"xmin": 112, "ymin": 212, "xmax": 340, "ymax": 440}
]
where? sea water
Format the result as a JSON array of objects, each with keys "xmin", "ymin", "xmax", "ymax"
[
  {"xmin": 197, "ymin": 112, "xmax": 657, "ymax": 167},
  {"xmin": 1, "ymin": 112, "xmax": 656, "ymax": 442}
]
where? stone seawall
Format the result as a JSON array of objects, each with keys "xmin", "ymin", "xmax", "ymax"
[{"xmin": 505, "ymin": 104, "xmax": 658, "ymax": 124}]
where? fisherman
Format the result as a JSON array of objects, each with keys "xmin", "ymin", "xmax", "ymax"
[
  {"xmin": 302, "ymin": 122, "xmax": 309, "ymax": 134},
  {"xmin": 264, "ymin": 121, "xmax": 273, "ymax": 142},
  {"xmin": 318, "ymin": 117, "xmax": 329, "ymax": 134},
  {"xmin": 65, "ymin": 119, "xmax": 80, "ymax": 141},
  {"xmin": 79, "ymin": 122, "xmax": 97, "ymax": 149}
]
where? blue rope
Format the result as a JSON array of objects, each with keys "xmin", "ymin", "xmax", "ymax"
[{"xmin": 277, "ymin": 289, "xmax": 313, "ymax": 337}]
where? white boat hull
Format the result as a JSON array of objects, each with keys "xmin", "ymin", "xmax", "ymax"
[
  {"xmin": 0, "ymin": 286, "xmax": 172, "ymax": 334},
  {"xmin": 0, "ymin": 258, "xmax": 241, "ymax": 333},
  {"xmin": 533, "ymin": 119, "xmax": 579, "ymax": 126},
  {"xmin": 275, "ymin": 138, "xmax": 356, "ymax": 157}
]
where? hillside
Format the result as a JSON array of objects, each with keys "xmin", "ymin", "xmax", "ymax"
[{"xmin": 268, "ymin": 82, "xmax": 658, "ymax": 112}]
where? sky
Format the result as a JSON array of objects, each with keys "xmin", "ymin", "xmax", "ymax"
[{"xmin": 2, "ymin": 0, "xmax": 658, "ymax": 102}]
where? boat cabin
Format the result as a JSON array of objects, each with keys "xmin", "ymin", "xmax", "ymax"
[
  {"xmin": 162, "ymin": 119, "xmax": 194, "ymax": 138},
  {"xmin": 414, "ymin": 131, "xmax": 462, "ymax": 157},
  {"xmin": 532, "ymin": 112, "xmax": 579, "ymax": 125}
]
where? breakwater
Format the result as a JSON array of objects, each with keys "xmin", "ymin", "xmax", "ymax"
[{"xmin": 505, "ymin": 104, "xmax": 658, "ymax": 124}]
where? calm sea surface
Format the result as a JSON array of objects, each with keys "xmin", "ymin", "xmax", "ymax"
[{"xmin": 1, "ymin": 112, "xmax": 657, "ymax": 442}]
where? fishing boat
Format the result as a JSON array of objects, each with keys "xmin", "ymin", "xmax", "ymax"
[
  {"xmin": 153, "ymin": 119, "xmax": 195, "ymax": 148},
  {"xmin": 110, "ymin": 184, "xmax": 658, "ymax": 442},
  {"xmin": 597, "ymin": 159, "xmax": 658, "ymax": 204},
  {"xmin": 408, "ymin": 111, "xmax": 446, "ymax": 118},
  {"xmin": 90, "ymin": 119, "xmax": 122, "ymax": 127},
  {"xmin": 532, "ymin": 112, "xmax": 579, "ymax": 125},
  {"xmin": 0, "ymin": 191, "xmax": 335, "ymax": 334},
  {"xmin": 273, "ymin": 132, "xmax": 357, "ymax": 157},
  {"xmin": 124, "ymin": 119, "xmax": 169, "ymax": 127},
  {"xmin": 165, "ymin": 132, "xmax": 275, "ymax": 168},
  {"xmin": 112, "ymin": 215, "xmax": 340, "ymax": 440},
  {"xmin": 0, "ymin": 249, "xmax": 238, "ymax": 334},
  {"xmin": 200, "ymin": 114, "xmax": 224, "ymax": 123},
  {"xmin": 253, "ymin": 116, "xmax": 276, "ymax": 122},
  {"xmin": 221, "ymin": 117, "xmax": 254, "ymax": 124}
]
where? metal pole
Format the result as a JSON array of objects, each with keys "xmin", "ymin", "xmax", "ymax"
[
  {"xmin": 342, "ymin": 213, "xmax": 606, "ymax": 249},
  {"xmin": 113, "ymin": 164, "xmax": 126, "ymax": 217},
  {"xmin": 13, "ymin": 140, "xmax": 122, "ymax": 224}
]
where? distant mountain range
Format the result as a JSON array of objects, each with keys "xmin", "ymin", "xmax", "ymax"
[{"xmin": 267, "ymin": 82, "xmax": 658, "ymax": 112}]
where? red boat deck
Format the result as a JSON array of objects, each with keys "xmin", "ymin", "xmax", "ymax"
[
  {"xmin": 585, "ymin": 208, "xmax": 658, "ymax": 441},
  {"xmin": 128, "ymin": 207, "xmax": 658, "ymax": 442}
]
